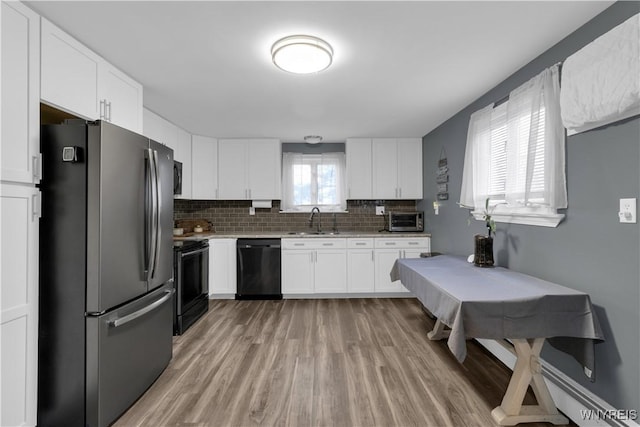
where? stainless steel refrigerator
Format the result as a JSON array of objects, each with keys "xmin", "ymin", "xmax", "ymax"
[{"xmin": 38, "ymin": 120, "xmax": 175, "ymax": 427}]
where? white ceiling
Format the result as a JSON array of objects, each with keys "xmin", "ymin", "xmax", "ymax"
[{"xmin": 27, "ymin": 1, "xmax": 614, "ymax": 142}]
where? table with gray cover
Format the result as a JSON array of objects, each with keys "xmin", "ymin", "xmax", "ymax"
[{"xmin": 390, "ymin": 254, "xmax": 604, "ymax": 425}]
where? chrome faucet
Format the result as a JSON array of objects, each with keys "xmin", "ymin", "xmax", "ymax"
[{"xmin": 308, "ymin": 207, "xmax": 321, "ymax": 233}]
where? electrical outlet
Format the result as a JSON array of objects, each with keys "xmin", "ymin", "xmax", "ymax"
[
  {"xmin": 249, "ymin": 207, "xmax": 256, "ymax": 216},
  {"xmin": 619, "ymin": 198, "xmax": 636, "ymax": 223},
  {"xmin": 376, "ymin": 206, "xmax": 385, "ymax": 216}
]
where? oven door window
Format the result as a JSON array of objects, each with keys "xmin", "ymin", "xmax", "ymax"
[{"xmin": 180, "ymin": 248, "xmax": 208, "ymax": 312}]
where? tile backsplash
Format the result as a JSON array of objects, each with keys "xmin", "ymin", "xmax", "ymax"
[{"xmin": 174, "ymin": 200, "xmax": 417, "ymax": 233}]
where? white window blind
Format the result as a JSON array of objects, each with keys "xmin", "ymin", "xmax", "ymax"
[
  {"xmin": 460, "ymin": 64, "xmax": 566, "ymax": 227},
  {"xmin": 488, "ymin": 103, "xmax": 508, "ymax": 199}
]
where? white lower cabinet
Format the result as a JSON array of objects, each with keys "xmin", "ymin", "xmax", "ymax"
[
  {"xmin": 374, "ymin": 249, "xmax": 409, "ymax": 292},
  {"xmin": 208, "ymin": 239, "xmax": 237, "ymax": 296},
  {"xmin": 314, "ymin": 249, "xmax": 347, "ymax": 293},
  {"xmin": 1, "ymin": 184, "xmax": 39, "ymax": 427},
  {"xmin": 347, "ymin": 238, "xmax": 375, "ymax": 293},
  {"xmin": 282, "ymin": 239, "xmax": 347, "ymax": 294},
  {"xmin": 282, "ymin": 236, "xmax": 430, "ymax": 296},
  {"xmin": 281, "ymin": 249, "xmax": 315, "ymax": 294},
  {"xmin": 374, "ymin": 237, "xmax": 431, "ymax": 293}
]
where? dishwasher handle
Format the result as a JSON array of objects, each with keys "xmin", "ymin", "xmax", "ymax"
[{"xmin": 238, "ymin": 244, "xmax": 281, "ymax": 249}]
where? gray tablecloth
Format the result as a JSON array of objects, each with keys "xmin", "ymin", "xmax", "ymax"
[{"xmin": 391, "ymin": 255, "xmax": 604, "ymax": 380}]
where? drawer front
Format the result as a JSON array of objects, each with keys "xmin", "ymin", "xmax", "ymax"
[
  {"xmin": 282, "ymin": 238, "xmax": 347, "ymax": 250},
  {"xmin": 402, "ymin": 238, "xmax": 430, "ymax": 249},
  {"xmin": 375, "ymin": 237, "xmax": 430, "ymax": 249},
  {"xmin": 347, "ymin": 238, "xmax": 374, "ymax": 249},
  {"xmin": 282, "ymin": 238, "xmax": 312, "ymax": 250},
  {"xmin": 375, "ymin": 238, "xmax": 402, "ymax": 249}
]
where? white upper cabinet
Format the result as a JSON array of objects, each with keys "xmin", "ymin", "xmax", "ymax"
[
  {"xmin": 396, "ymin": 138, "xmax": 423, "ymax": 199},
  {"xmin": 346, "ymin": 138, "xmax": 373, "ymax": 199},
  {"xmin": 218, "ymin": 139, "xmax": 281, "ymax": 200},
  {"xmin": 372, "ymin": 138, "xmax": 398, "ymax": 199},
  {"xmin": 144, "ymin": 108, "xmax": 193, "ymax": 199},
  {"xmin": 217, "ymin": 140, "xmax": 246, "ymax": 199},
  {"xmin": 175, "ymin": 129, "xmax": 192, "ymax": 199},
  {"xmin": 143, "ymin": 108, "xmax": 178, "ymax": 149},
  {"xmin": 372, "ymin": 138, "xmax": 422, "ymax": 199},
  {"xmin": 191, "ymin": 135, "xmax": 218, "ymax": 200},
  {"xmin": 99, "ymin": 62, "xmax": 143, "ymax": 133},
  {"xmin": 1, "ymin": 1, "xmax": 40, "ymax": 184},
  {"xmin": 247, "ymin": 139, "xmax": 281, "ymax": 200},
  {"xmin": 41, "ymin": 19, "xmax": 142, "ymax": 133},
  {"xmin": 41, "ymin": 18, "xmax": 100, "ymax": 120},
  {"xmin": 143, "ymin": 108, "xmax": 164, "ymax": 143}
]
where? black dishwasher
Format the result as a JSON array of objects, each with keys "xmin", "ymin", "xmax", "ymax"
[{"xmin": 236, "ymin": 239, "xmax": 282, "ymax": 300}]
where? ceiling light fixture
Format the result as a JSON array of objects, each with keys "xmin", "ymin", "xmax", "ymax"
[
  {"xmin": 271, "ymin": 35, "xmax": 333, "ymax": 74},
  {"xmin": 304, "ymin": 135, "xmax": 323, "ymax": 144}
]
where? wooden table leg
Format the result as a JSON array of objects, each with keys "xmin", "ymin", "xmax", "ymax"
[
  {"xmin": 491, "ymin": 338, "xmax": 569, "ymax": 426},
  {"xmin": 427, "ymin": 318, "xmax": 450, "ymax": 340}
]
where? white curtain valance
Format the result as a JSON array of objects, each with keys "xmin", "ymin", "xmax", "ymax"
[{"xmin": 560, "ymin": 13, "xmax": 640, "ymax": 135}]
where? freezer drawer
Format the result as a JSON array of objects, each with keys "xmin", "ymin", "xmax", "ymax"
[{"xmin": 86, "ymin": 284, "xmax": 174, "ymax": 427}]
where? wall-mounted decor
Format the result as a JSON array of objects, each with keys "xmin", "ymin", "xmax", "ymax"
[{"xmin": 436, "ymin": 148, "xmax": 449, "ymax": 200}]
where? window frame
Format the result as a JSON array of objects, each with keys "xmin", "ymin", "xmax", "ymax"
[
  {"xmin": 280, "ymin": 152, "xmax": 347, "ymax": 213},
  {"xmin": 461, "ymin": 65, "xmax": 566, "ymax": 228},
  {"xmin": 470, "ymin": 101, "xmax": 564, "ymax": 227}
]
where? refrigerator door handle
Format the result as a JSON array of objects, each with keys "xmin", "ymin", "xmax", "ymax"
[
  {"xmin": 144, "ymin": 153, "xmax": 151, "ymax": 279},
  {"xmin": 108, "ymin": 289, "xmax": 173, "ymax": 328},
  {"xmin": 151, "ymin": 149, "xmax": 162, "ymax": 279},
  {"xmin": 147, "ymin": 148, "xmax": 159, "ymax": 281}
]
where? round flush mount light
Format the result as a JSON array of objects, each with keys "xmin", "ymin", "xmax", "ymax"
[
  {"xmin": 304, "ymin": 135, "xmax": 323, "ymax": 144},
  {"xmin": 271, "ymin": 35, "xmax": 333, "ymax": 74}
]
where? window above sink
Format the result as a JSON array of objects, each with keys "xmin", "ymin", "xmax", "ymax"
[{"xmin": 281, "ymin": 145, "xmax": 347, "ymax": 213}]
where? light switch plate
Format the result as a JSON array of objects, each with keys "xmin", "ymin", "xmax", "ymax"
[{"xmin": 619, "ymin": 198, "xmax": 636, "ymax": 223}]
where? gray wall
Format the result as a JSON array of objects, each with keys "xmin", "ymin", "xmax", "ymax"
[
  {"xmin": 418, "ymin": 2, "xmax": 640, "ymax": 411},
  {"xmin": 282, "ymin": 142, "xmax": 345, "ymax": 154}
]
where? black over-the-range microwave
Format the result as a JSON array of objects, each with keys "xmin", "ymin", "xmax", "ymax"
[
  {"xmin": 173, "ymin": 161, "xmax": 182, "ymax": 195},
  {"xmin": 388, "ymin": 211, "xmax": 424, "ymax": 232}
]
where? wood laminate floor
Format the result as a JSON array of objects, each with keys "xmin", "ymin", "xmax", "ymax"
[{"xmin": 114, "ymin": 298, "xmax": 574, "ymax": 427}]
